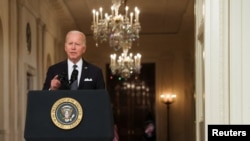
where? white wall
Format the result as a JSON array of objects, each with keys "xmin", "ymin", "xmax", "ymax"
[
  {"xmin": 0, "ymin": 0, "xmax": 66, "ymax": 141},
  {"xmin": 0, "ymin": 0, "xmax": 11, "ymax": 140}
]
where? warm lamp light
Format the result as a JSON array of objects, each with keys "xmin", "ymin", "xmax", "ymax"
[
  {"xmin": 160, "ymin": 93, "xmax": 176, "ymax": 141},
  {"xmin": 160, "ymin": 94, "xmax": 176, "ymax": 104}
]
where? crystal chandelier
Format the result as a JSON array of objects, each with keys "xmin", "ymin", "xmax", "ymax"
[
  {"xmin": 91, "ymin": 0, "xmax": 141, "ymax": 51},
  {"xmin": 110, "ymin": 50, "xmax": 141, "ymax": 79}
]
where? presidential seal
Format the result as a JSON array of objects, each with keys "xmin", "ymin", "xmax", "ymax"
[{"xmin": 51, "ymin": 97, "xmax": 83, "ymax": 130}]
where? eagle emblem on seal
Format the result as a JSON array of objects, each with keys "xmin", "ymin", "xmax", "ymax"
[{"xmin": 51, "ymin": 97, "xmax": 83, "ymax": 130}]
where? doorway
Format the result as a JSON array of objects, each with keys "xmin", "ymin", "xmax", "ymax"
[{"xmin": 106, "ymin": 63, "xmax": 156, "ymax": 141}]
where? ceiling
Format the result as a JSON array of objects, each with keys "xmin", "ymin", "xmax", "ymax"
[{"xmin": 50, "ymin": 0, "xmax": 194, "ymax": 36}]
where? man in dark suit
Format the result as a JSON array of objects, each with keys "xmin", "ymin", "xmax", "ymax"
[
  {"xmin": 42, "ymin": 30, "xmax": 105, "ymax": 90},
  {"xmin": 42, "ymin": 30, "xmax": 119, "ymax": 141}
]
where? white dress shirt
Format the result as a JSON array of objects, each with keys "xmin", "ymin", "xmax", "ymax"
[{"xmin": 67, "ymin": 59, "xmax": 83, "ymax": 86}]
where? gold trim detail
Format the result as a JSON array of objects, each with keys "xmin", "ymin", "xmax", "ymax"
[{"xmin": 51, "ymin": 97, "xmax": 83, "ymax": 130}]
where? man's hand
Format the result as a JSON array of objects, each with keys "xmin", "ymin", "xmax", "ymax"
[{"xmin": 49, "ymin": 75, "xmax": 61, "ymax": 90}]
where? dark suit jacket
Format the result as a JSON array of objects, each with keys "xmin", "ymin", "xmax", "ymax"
[{"xmin": 42, "ymin": 59, "xmax": 105, "ymax": 90}]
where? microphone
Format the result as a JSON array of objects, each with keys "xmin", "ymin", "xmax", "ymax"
[{"xmin": 57, "ymin": 72, "xmax": 67, "ymax": 82}]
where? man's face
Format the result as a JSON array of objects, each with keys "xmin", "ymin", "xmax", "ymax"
[{"xmin": 65, "ymin": 32, "xmax": 86, "ymax": 63}]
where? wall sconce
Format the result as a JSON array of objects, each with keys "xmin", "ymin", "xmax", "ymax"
[
  {"xmin": 160, "ymin": 94, "xmax": 176, "ymax": 104},
  {"xmin": 160, "ymin": 93, "xmax": 176, "ymax": 141}
]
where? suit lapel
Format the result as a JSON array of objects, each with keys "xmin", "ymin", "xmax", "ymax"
[
  {"xmin": 59, "ymin": 60, "xmax": 70, "ymax": 89},
  {"xmin": 64, "ymin": 61, "xmax": 69, "ymax": 81},
  {"xmin": 79, "ymin": 60, "xmax": 88, "ymax": 88}
]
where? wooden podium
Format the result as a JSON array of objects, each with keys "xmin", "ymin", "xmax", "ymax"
[{"xmin": 24, "ymin": 90, "xmax": 114, "ymax": 141}]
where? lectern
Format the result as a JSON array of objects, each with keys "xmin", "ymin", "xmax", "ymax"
[{"xmin": 24, "ymin": 90, "xmax": 114, "ymax": 141}]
